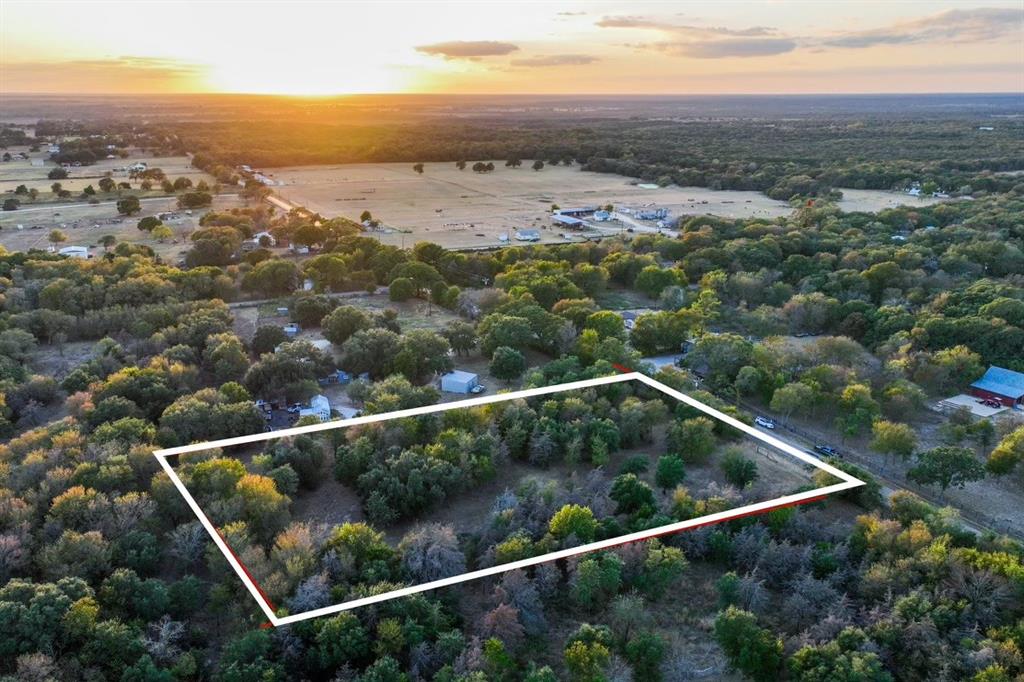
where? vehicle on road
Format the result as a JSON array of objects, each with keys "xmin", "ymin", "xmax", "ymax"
[
  {"xmin": 754, "ymin": 416, "xmax": 776, "ymax": 429},
  {"xmin": 813, "ymin": 444, "xmax": 840, "ymax": 458}
]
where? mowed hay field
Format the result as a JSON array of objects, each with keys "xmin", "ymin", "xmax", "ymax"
[
  {"xmin": 0, "ymin": 150, "xmax": 211, "ymax": 194},
  {"xmin": 0, "ymin": 149, "xmax": 244, "ymax": 259},
  {"xmin": 271, "ymin": 161, "xmax": 948, "ymax": 249},
  {"xmin": 0, "ymin": 193, "xmax": 246, "ymax": 260}
]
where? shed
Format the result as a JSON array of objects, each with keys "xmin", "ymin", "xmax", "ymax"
[
  {"xmin": 970, "ymin": 367, "xmax": 1024, "ymax": 407},
  {"xmin": 514, "ymin": 229, "xmax": 540, "ymax": 242},
  {"xmin": 551, "ymin": 214, "xmax": 584, "ymax": 229},
  {"xmin": 441, "ymin": 370, "xmax": 479, "ymax": 394}
]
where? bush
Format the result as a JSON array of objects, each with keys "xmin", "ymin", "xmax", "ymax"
[{"xmin": 721, "ymin": 449, "xmax": 758, "ymax": 488}]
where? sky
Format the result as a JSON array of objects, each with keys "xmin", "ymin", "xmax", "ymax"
[{"xmin": 1, "ymin": 1, "xmax": 1021, "ymax": 95}]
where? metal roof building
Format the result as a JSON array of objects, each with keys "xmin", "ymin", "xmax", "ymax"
[
  {"xmin": 551, "ymin": 214, "xmax": 584, "ymax": 228},
  {"xmin": 970, "ymin": 366, "xmax": 1024, "ymax": 407}
]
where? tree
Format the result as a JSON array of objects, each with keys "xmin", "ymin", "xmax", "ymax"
[
  {"xmin": 48, "ymin": 229, "xmax": 67, "ymax": 247},
  {"xmin": 322, "ymin": 305, "xmax": 374, "ymax": 346},
  {"xmin": 413, "ymin": 163, "xmax": 424, "ymax": 174},
  {"xmin": 789, "ymin": 627, "xmax": 893, "ymax": 682},
  {"xmin": 341, "ymin": 328, "xmax": 402, "ymax": 378},
  {"xmin": 99, "ymin": 234, "xmax": 117, "ymax": 250},
  {"xmin": 584, "ymin": 311, "xmax": 626, "ymax": 341},
  {"xmin": 117, "ymin": 195, "xmax": 141, "ymax": 215},
  {"xmin": 315, "ymin": 612, "xmax": 369, "ymax": 669},
  {"xmin": 714, "ymin": 607, "xmax": 784, "ymax": 682},
  {"xmin": 549, "ymin": 504, "xmax": 598, "ymax": 543},
  {"xmin": 443, "ymin": 320, "xmax": 477, "ymax": 356},
  {"xmin": 82, "ymin": 184, "xmax": 96, "ymax": 195},
  {"xmin": 770, "ymin": 382, "xmax": 815, "ymax": 422},
  {"xmin": 722, "ymin": 449, "xmax": 758, "ymax": 488},
  {"xmin": 388, "ymin": 277, "xmax": 415, "ymax": 301},
  {"xmin": 252, "ymin": 325, "xmax": 287, "ymax": 355},
  {"xmin": 479, "ymin": 314, "xmax": 533, "ymax": 356},
  {"xmin": 532, "ymin": 160, "xmax": 545, "ymax": 171},
  {"xmin": 242, "ymin": 260, "xmax": 302, "ymax": 297},
  {"xmin": 2, "ymin": 198, "xmax": 19, "ymax": 211},
  {"xmin": 177, "ymin": 192, "xmax": 213, "ymax": 209},
  {"xmin": 98, "ymin": 177, "xmax": 116, "ymax": 192},
  {"xmin": 666, "ymin": 417, "xmax": 716, "ymax": 464},
  {"xmin": 48, "ymin": 167, "xmax": 68, "ymax": 179},
  {"xmin": 138, "ymin": 216, "xmax": 161, "ymax": 231},
  {"xmin": 394, "ymin": 330, "xmax": 453, "ymax": 381},
  {"xmin": 151, "ymin": 225, "xmax": 173, "ymax": 242},
  {"xmin": 456, "ymin": 160, "xmax": 466, "ymax": 170},
  {"xmin": 635, "ymin": 266, "xmax": 679, "ymax": 298},
  {"xmin": 987, "ymin": 426, "xmax": 1024, "ymax": 476},
  {"xmin": 490, "ymin": 346, "xmax": 526, "ymax": 383},
  {"xmin": 398, "ymin": 523, "xmax": 465, "ymax": 582},
  {"xmin": 870, "ymin": 420, "xmax": 918, "ymax": 464},
  {"xmin": 907, "ymin": 446, "xmax": 986, "ymax": 497},
  {"xmin": 655, "ymin": 454, "xmax": 686, "ymax": 490},
  {"xmin": 610, "ymin": 474, "xmax": 656, "ymax": 516}
]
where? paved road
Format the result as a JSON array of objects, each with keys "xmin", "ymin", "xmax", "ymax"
[{"xmin": 738, "ymin": 399, "xmax": 1005, "ymax": 538}]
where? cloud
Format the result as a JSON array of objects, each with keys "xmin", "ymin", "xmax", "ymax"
[
  {"xmin": 415, "ymin": 41, "xmax": 520, "ymax": 60},
  {"xmin": 663, "ymin": 38, "xmax": 798, "ymax": 59},
  {"xmin": 510, "ymin": 53, "xmax": 599, "ymax": 67},
  {"xmin": 596, "ymin": 15, "xmax": 776, "ymax": 37},
  {"xmin": 1, "ymin": 56, "xmax": 205, "ymax": 93},
  {"xmin": 822, "ymin": 7, "xmax": 1023, "ymax": 49},
  {"xmin": 556, "ymin": 11, "xmax": 586, "ymax": 16}
]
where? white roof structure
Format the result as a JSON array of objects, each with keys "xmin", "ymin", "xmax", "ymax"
[
  {"xmin": 441, "ymin": 370, "xmax": 479, "ymax": 393},
  {"xmin": 58, "ymin": 246, "xmax": 89, "ymax": 259},
  {"xmin": 298, "ymin": 394, "xmax": 331, "ymax": 422}
]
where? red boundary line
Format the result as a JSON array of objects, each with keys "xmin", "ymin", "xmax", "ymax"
[
  {"xmin": 192, "ymin": 503, "xmax": 279, "ymax": 619},
  {"xmin": 191, "ymin": 366, "xmax": 831, "ymax": 627}
]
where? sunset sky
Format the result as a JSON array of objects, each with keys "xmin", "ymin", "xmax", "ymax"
[{"xmin": 1, "ymin": 1, "xmax": 1021, "ymax": 95}]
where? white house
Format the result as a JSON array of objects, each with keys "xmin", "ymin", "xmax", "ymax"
[
  {"xmin": 58, "ymin": 246, "xmax": 90, "ymax": 259},
  {"xmin": 309, "ymin": 339, "xmax": 332, "ymax": 352},
  {"xmin": 440, "ymin": 370, "xmax": 480, "ymax": 394},
  {"xmin": 298, "ymin": 394, "xmax": 331, "ymax": 422},
  {"xmin": 252, "ymin": 231, "xmax": 276, "ymax": 247},
  {"xmin": 514, "ymin": 229, "xmax": 540, "ymax": 242}
]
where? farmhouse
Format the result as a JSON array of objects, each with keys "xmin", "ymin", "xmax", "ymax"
[
  {"xmin": 970, "ymin": 366, "xmax": 1024, "ymax": 408},
  {"xmin": 514, "ymin": 229, "xmax": 540, "ymax": 242},
  {"xmin": 441, "ymin": 370, "xmax": 480, "ymax": 394},
  {"xmin": 298, "ymin": 394, "xmax": 331, "ymax": 422}
]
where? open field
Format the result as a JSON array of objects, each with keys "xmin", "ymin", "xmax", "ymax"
[
  {"xmin": 272, "ymin": 161, "xmax": 949, "ymax": 249},
  {"xmin": 0, "ymin": 193, "xmax": 245, "ymax": 259},
  {"xmin": 0, "ymin": 149, "xmax": 212, "ymax": 193}
]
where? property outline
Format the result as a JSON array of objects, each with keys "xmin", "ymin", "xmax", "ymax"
[{"xmin": 153, "ymin": 371, "xmax": 865, "ymax": 627}]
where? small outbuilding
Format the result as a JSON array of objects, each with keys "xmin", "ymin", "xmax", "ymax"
[
  {"xmin": 441, "ymin": 370, "xmax": 480, "ymax": 394},
  {"xmin": 514, "ymin": 229, "xmax": 541, "ymax": 242},
  {"xmin": 970, "ymin": 366, "xmax": 1024, "ymax": 408}
]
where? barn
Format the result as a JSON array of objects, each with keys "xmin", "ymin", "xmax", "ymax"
[{"xmin": 970, "ymin": 366, "xmax": 1024, "ymax": 408}]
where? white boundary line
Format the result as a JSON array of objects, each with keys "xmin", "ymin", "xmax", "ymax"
[{"xmin": 153, "ymin": 372, "xmax": 863, "ymax": 626}]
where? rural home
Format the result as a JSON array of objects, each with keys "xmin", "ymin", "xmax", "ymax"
[
  {"xmin": 298, "ymin": 394, "xmax": 331, "ymax": 422},
  {"xmin": 514, "ymin": 229, "xmax": 540, "ymax": 242},
  {"xmin": 970, "ymin": 366, "xmax": 1024, "ymax": 408}
]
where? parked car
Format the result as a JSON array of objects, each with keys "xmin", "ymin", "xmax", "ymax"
[
  {"xmin": 813, "ymin": 444, "xmax": 840, "ymax": 458},
  {"xmin": 754, "ymin": 416, "xmax": 776, "ymax": 429},
  {"xmin": 286, "ymin": 403, "xmax": 302, "ymax": 414},
  {"xmin": 471, "ymin": 384, "xmax": 486, "ymax": 394}
]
